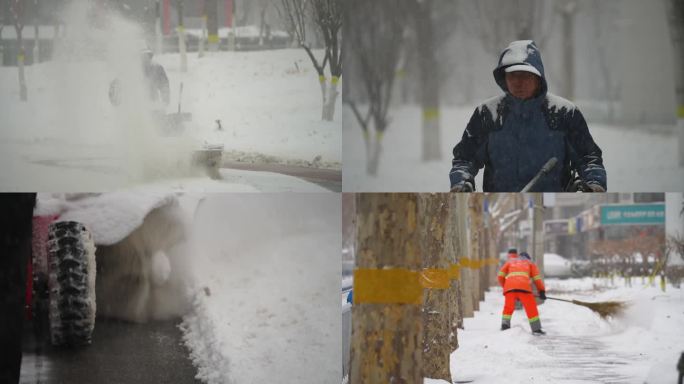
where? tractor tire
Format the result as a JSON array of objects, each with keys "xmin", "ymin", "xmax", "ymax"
[{"xmin": 47, "ymin": 221, "xmax": 97, "ymax": 347}]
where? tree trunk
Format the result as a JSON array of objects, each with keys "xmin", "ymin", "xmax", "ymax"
[
  {"xmin": 0, "ymin": 28, "xmax": 4, "ymax": 67},
  {"xmin": 468, "ymin": 194, "xmax": 484, "ymax": 305},
  {"xmin": 561, "ymin": 2, "xmax": 577, "ymax": 100},
  {"xmin": 324, "ymin": 76, "xmax": 339, "ymax": 121},
  {"xmin": 177, "ymin": 1, "xmax": 187, "ymax": 72},
  {"xmin": 419, "ymin": 193, "xmax": 452, "ymax": 382},
  {"xmin": 198, "ymin": 14, "xmax": 206, "ymax": 57},
  {"xmin": 351, "ymin": 194, "xmax": 423, "ymax": 384},
  {"xmin": 17, "ymin": 32, "xmax": 27, "ymax": 102},
  {"xmin": 445, "ymin": 195, "xmax": 463, "ymax": 337},
  {"xmin": 155, "ymin": 0, "xmax": 163, "ymax": 55},
  {"xmin": 455, "ymin": 193, "xmax": 473, "ymax": 318},
  {"xmin": 677, "ymin": 117, "xmax": 684, "ymax": 167},
  {"xmin": 33, "ymin": 22, "xmax": 39, "ymax": 64},
  {"xmin": 415, "ymin": 3, "xmax": 441, "ymax": 162},
  {"xmin": 207, "ymin": 0, "xmax": 219, "ymax": 52},
  {"xmin": 227, "ymin": 0, "xmax": 236, "ymax": 51},
  {"xmin": 319, "ymin": 75, "xmax": 327, "ymax": 120},
  {"xmin": 367, "ymin": 132, "xmax": 383, "ymax": 176}
]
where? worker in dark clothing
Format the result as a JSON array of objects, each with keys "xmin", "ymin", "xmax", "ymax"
[
  {"xmin": 449, "ymin": 40, "xmax": 606, "ymax": 192},
  {"xmin": 109, "ymin": 48, "xmax": 170, "ymax": 107},
  {"xmin": 0, "ymin": 194, "xmax": 36, "ymax": 384}
]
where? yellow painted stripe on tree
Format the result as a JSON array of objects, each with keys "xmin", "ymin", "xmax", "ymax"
[
  {"xmin": 353, "ymin": 268, "xmax": 423, "ymax": 305},
  {"xmin": 448, "ymin": 264, "xmax": 461, "ymax": 280},
  {"xmin": 353, "ymin": 267, "xmax": 452, "ymax": 305},
  {"xmin": 331, "ymin": 76, "xmax": 339, "ymax": 85},
  {"xmin": 395, "ymin": 68, "xmax": 406, "ymax": 78},
  {"xmin": 376, "ymin": 131, "xmax": 384, "ymax": 141},
  {"xmin": 177, "ymin": 25, "xmax": 185, "ymax": 32},
  {"xmin": 208, "ymin": 34, "xmax": 220, "ymax": 44},
  {"xmin": 319, "ymin": 75, "xmax": 326, "ymax": 83},
  {"xmin": 423, "ymin": 107, "xmax": 439, "ymax": 122},
  {"xmin": 420, "ymin": 268, "xmax": 450, "ymax": 289},
  {"xmin": 460, "ymin": 257, "xmax": 489, "ymax": 269},
  {"xmin": 17, "ymin": 54, "xmax": 25, "ymax": 63},
  {"xmin": 678, "ymin": 105, "xmax": 684, "ymax": 118}
]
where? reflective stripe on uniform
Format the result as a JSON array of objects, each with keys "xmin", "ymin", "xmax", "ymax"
[
  {"xmin": 506, "ymin": 271, "xmax": 530, "ymax": 278},
  {"xmin": 532, "ymin": 275, "xmax": 542, "ymax": 281},
  {"xmin": 528, "ymin": 316, "xmax": 540, "ymax": 323},
  {"xmin": 498, "ymin": 271, "xmax": 505, "ymax": 277},
  {"xmin": 502, "ymin": 314, "xmax": 512, "ymax": 320}
]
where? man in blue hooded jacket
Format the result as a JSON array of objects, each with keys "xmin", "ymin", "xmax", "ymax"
[{"xmin": 449, "ymin": 40, "xmax": 606, "ymax": 192}]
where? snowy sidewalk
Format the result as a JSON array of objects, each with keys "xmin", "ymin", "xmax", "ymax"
[
  {"xmin": 438, "ymin": 278, "xmax": 684, "ymax": 384},
  {"xmin": 179, "ymin": 194, "xmax": 341, "ymax": 383}
]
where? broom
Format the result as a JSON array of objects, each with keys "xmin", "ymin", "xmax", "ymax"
[{"xmin": 541, "ymin": 296, "xmax": 628, "ymax": 318}]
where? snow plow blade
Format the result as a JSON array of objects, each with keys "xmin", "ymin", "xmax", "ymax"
[{"xmin": 192, "ymin": 144, "xmax": 224, "ymax": 180}]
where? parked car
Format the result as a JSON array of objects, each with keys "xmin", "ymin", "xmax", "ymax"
[{"xmin": 543, "ymin": 253, "xmax": 573, "ymax": 278}]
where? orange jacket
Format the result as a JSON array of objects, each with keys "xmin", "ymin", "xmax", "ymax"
[{"xmin": 498, "ymin": 256, "xmax": 545, "ymax": 293}]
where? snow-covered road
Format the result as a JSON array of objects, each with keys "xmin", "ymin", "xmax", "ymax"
[
  {"xmin": 435, "ymin": 278, "xmax": 684, "ymax": 384},
  {"xmin": 20, "ymin": 319, "xmax": 199, "ymax": 384}
]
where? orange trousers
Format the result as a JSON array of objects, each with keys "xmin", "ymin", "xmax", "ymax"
[{"xmin": 502, "ymin": 291, "xmax": 541, "ymax": 331}]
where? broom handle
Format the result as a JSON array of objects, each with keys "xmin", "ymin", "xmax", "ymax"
[{"xmin": 536, "ymin": 295, "xmax": 574, "ymax": 303}]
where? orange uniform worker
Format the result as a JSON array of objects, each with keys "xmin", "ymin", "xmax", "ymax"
[{"xmin": 498, "ymin": 250, "xmax": 546, "ymax": 334}]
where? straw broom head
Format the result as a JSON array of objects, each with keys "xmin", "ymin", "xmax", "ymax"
[{"xmin": 571, "ymin": 299, "xmax": 628, "ymax": 318}]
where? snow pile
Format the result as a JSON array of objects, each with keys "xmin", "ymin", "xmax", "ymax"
[
  {"xmin": 52, "ymin": 191, "xmax": 177, "ymax": 246},
  {"xmin": 445, "ymin": 278, "xmax": 684, "ymax": 384},
  {"xmin": 180, "ymin": 194, "xmax": 341, "ymax": 383},
  {"xmin": 343, "ymin": 104, "xmax": 684, "ymax": 191}
]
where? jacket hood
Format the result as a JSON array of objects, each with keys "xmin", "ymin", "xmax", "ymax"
[{"xmin": 493, "ymin": 40, "xmax": 547, "ymax": 97}]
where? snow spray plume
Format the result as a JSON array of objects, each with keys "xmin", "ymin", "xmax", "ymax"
[
  {"xmin": 96, "ymin": 202, "xmax": 194, "ymax": 322},
  {"xmin": 51, "ymin": 1, "xmax": 195, "ymax": 184},
  {"xmin": 543, "ymin": 296, "xmax": 628, "ymax": 319}
]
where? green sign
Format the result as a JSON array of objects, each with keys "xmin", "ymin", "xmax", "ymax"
[{"xmin": 600, "ymin": 204, "xmax": 665, "ymax": 225}]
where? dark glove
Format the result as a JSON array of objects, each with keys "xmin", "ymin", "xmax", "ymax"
[
  {"xmin": 450, "ymin": 181, "xmax": 474, "ymax": 192},
  {"xmin": 585, "ymin": 182, "xmax": 605, "ymax": 192},
  {"xmin": 539, "ymin": 291, "xmax": 546, "ymax": 300}
]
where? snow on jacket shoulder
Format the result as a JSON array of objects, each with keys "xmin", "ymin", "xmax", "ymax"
[
  {"xmin": 449, "ymin": 40, "xmax": 607, "ymax": 192},
  {"xmin": 498, "ymin": 258, "xmax": 545, "ymax": 293}
]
